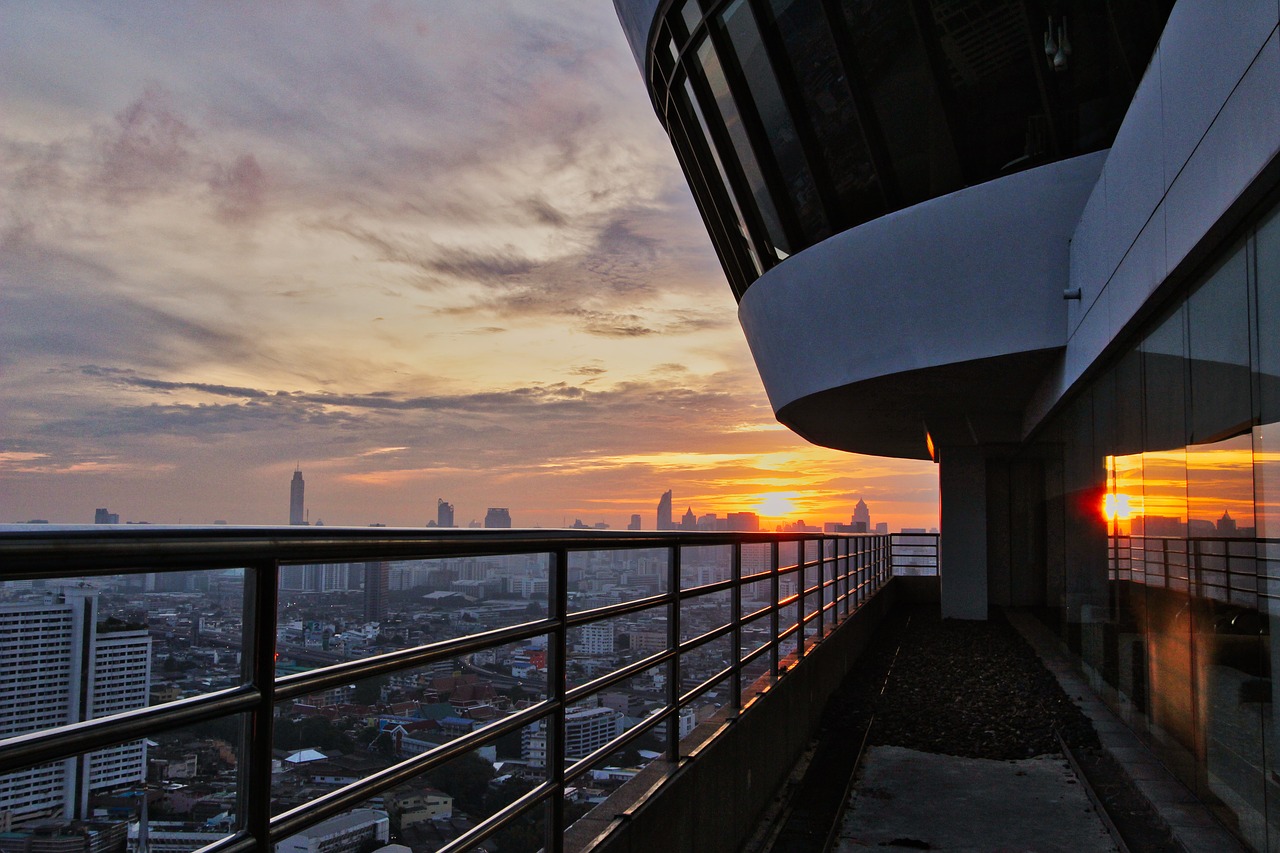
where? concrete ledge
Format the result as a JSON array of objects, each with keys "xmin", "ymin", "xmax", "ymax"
[{"xmin": 566, "ymin": 580, "xmax": 899, "ymax": 853}]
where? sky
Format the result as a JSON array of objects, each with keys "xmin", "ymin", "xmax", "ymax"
[{"xmin": 0, "ymin": 2, "xmax": 938, "ymax": 530}]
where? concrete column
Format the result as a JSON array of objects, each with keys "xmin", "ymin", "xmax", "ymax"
[{"xmin": 939, "ymin": 446, "xmax": 988, "ymax": 620}]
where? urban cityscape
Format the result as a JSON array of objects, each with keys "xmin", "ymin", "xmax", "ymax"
[{"xmin": 0, "ymin": 473, "xmax": 927, "ymax": 852}]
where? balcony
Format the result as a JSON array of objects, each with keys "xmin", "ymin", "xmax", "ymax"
[{"xmin": 0, "ymin": 527, "xmax": 937, "ymax": 852}]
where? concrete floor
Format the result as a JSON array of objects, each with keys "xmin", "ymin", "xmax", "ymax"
[{"xmin": 833, "ymin": 745, "xmax": 1119, "ymax": 852}]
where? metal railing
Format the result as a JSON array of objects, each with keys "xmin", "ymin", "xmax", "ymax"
[{"xmin": 0, "ymin": 527, "xmax": 932, "ymax": 852}]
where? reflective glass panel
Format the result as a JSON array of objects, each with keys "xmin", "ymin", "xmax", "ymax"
[
  {"xmin": 696, "ymin": 35, "xmax": 788, "ymax": 259},
  {"xmin": 723, "ymin": 0, "xmax": 830, "ymax": 250},
  {"xmin": 1188, "ymin": 241, "xmax": 1252, "ymax": 443}
]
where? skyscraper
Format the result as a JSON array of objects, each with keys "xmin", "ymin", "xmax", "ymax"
[
  {"xmin": 656, "ymin": 490, "xmax": 673, "ymax": 531},
  {"xmin": 93, "ymin": 508, "xmax": 119, "ymax": 525},
  {"xmin": 289, "ymin": 468, "xmax": 305, "ymax": 526},
  {"xmin": 437, "ymin": 498, "xmax": 455, "ymax": 528},
  {"xmin": 628, "ymin": 514, "xmax": 642, "ymax": 531},
  {"xmin": 0, "ymin": 586, "xmax": 151, "ymax": 823},
  {"xmin": 364, "ymin": 561, "xmax": 389, "ymax": 623},
  {"xmin": 484, "ymin": 508, "xmax": 512, "ymax": 529},
  {"xmin": 852, "ymin": 499, "xmax": 870, "ymax": 534}
]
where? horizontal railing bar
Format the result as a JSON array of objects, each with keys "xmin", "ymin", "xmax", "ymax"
[
  {"xmin": 675, "ymin": 619, "xmax": 736, "ymax": 655},
  {"xmin": 679, "ymin": 662, "xmax": 735, "ymax": 708},
  {"xmin": 0, "ymin": 685, "xmax": 258, "ymax": 775},
  {"xmin": 270, "ymin": 699, "xmax": 554, "ymax": 841},
  {"xmin": 676, "ymin": 576, "xmax": 737, "ymax": 598},
  {"xmin": 564, "ymin": 648, "xmax": 674, "ymax": 705},
  {"xmin": 434, "ymin": 780, "xmax": 557, "ymax": 853},
  {"xmin": 192, "ymin": 832, "xmax": 257, "ymax": 853},
  {"xmin": 565, "ymin": 592, "xmax": 670, "ymax": 625},
  {"xmin": 274, "ymin": 618, "xmax": 555, "ymax": 700},
  {"xmin": 739, "ymin": 640, "xmax": 772, "ymax": 669},
  {"xmin": 0, "ymin": 526, "xmax": 864, "ymax": 576}
]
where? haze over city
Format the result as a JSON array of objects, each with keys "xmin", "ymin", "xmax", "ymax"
[{"xmin": 0, "ymin": 2, "xmax": 938, "ymax": 530}]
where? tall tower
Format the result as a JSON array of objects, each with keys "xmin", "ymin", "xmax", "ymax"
[
  {"xmin": 290, "ymin": 467, "xmax": 305, "ymax": 525},
  {"xmin": 656, "ymin": 490, "xmax": 673, "ymax": 531},
  {"xmin": 0, "ymin": 587, "xmax": 151, "ymax": 823},
  {"xmin": 437, "ymin": 498, "xmax": 455, "ymax": 528},
  {"xmin": 364, "ymin": 561, "xmax": 389, "ymax": 622},
  {"xmin": 852, "ymin": 498, "xmax": 870, "ymax": 533}
]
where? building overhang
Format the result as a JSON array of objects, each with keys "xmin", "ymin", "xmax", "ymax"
[{"xmin": 738, "ymin": 153, "xmax": 1105, "ymax": 459}]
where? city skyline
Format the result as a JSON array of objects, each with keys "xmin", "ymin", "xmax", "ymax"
[{"xmin": 0, "ymin": 3, "xmax": 938, "ymax": 531}]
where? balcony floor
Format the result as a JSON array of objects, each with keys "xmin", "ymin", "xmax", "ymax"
[{"xmin": 752, "ymin": 604, "xmax": 1199, "ymax": 853}]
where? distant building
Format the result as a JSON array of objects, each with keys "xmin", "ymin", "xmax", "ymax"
[
  {"xmin": 627, "ymin": 514, "xmax": 641, "ymax": 530},
  {"xmin": 289, "ymin": 468, "xmax": 306, "ymax": 525},
  {"xmin": 725, "ymin": 512, "xmax": 759, "ymax": 532},
  {"xmin": 523, "ymin": 706, "xmax": 622, "ymax": 769},
  {"xmin": 484, "ymin": 508, "xmax": 512, "ymax": 529},
  {"xmin": 875, "ymin": 522, "xmax": 889, "ymax": 535},
  {"xmin": 93, "ymin": 508, "xmax": 119, "ymax": 525},
  {"xmin": 681, "ymin": 507, "xmax": 696, "ymax": 530},
  {"xmin": 656, "ymin": 490, "xmax": 673, "ymax": 531},
  {"xmin": 436, "ymin": 499, "xmax": 454, "ymax": 528}
]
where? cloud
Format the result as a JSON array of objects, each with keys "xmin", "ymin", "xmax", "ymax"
[
  {"xmin": 94, "ymin": 87, "xmax": 195, "ymax": 198},
  {"xmin": 210, "ymin": 153, "xmax": 267, "ymax": 222}
]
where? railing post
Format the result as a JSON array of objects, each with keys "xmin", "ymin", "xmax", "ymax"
[
  {"xmin": 769, "ymin": 540, "xmax": 780, "ymax": 680},
  {"xmin": 796, "ymin": 539, "xmax": 806, "ymax": 659},
  {"xmin": 241, "ymin": 560, "xmax": 279, "ymax": 849},
  {"xmin": 814, "ymin": 539, "xmax": 824, "ymax": 641},
  {"xmin": 731, "ymin": 542, "xmax": 743, "ymax": 713},
  {"xmin": 666, "ymin": 544, "xmax": 682, "ymax": 760},
  {"xmin": 546, "ymin": 547, "xmax": 570, "ymax": 853}
]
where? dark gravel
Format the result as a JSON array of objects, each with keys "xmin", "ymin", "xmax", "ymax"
[{"xmin": 767, "ymin": 605, "xmax": 1177, "ymax": 853}]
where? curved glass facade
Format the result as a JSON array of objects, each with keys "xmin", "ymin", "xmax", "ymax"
[
  {"xmin": 1031, "ymin": 195, "xmax": 1280, "ymax": 850},
  {"xmin": 649, "ymin": 0, "xmax": 1173, "ymax": 298}
]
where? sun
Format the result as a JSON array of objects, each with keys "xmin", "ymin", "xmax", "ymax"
[{"xmin": 753, "ymin": 492, "xmax": 799, "ymax": 518}]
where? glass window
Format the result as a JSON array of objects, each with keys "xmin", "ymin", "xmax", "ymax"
[
  {"xmin": 1188, "ymin": 241, "xmax": 1251, "ymax": 443},
  {"xmin": 680, "ymin": 75, "xmax": 764, "ymax": 278},
  {"xmin": 722, "ymin": 0, "xmax": 830, "ymax": 251},
  {"xmin": 766, "ymin": 0, "xmax": 885, "ymax": 228},
  {"xmin": 695, "ymin": 37, "xmax": 788, "ymax": 263},
  {"xmin": 839, "ymin": 0, "xmax": 961, "ymax": 204}
]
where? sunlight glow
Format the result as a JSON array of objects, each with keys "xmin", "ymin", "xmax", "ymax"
[{"xmin": 753, "ymin": 492, "xmax": 799, "ymax": 518}]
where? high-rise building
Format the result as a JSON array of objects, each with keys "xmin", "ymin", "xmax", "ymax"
[
  {"xmin": 436, "ymin": 498, "xmax": 455, "ymax": 528},
  {"xmin": 93, "ymin": 508, "xmax": 119, "ymax": 525},
  {"xmin": 484, "ymin": 507, "xmax": 512, "ymax": 529},
  {"xmin": 616, "ymin": 0, "xmax": 1280, "ymax": 846},
  {"xmin": 0, "ymin": 587, "xmax": 151, "ymax": 824},
  {"xmin": 627, "ymin": 514, "xmax": 642, "ymax": 531},
  {"xmin": 655, "ymin": 490, "xmax": 673, "ymax": 531},
  {"xmin": 364, "ymin": 561, "xmax": 389, "ymax": 622},
  {"xmin": 681, "ymin": 507, "xmax": 696, "ymax": 530},
  {"xmin": 289, "ymin": 468, "xmax": 305, "ymax": 526}
]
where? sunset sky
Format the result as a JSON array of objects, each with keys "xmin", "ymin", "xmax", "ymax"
[{"xmin": 0, "ymin": 2, "xmax": 939, "ymax": 530}]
